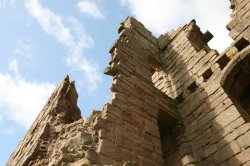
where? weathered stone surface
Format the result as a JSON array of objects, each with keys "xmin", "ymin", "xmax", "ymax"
[{"xmin": 6, "ymin": 1, "xmax": 250, "ymax": 165}]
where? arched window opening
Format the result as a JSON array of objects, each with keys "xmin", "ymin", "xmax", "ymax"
[{"xmin": 222, "ymin": 54, "xmax": 250, "ymax": 122}]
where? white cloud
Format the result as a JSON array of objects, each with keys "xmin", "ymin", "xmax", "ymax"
[
  {"xmin": 8, "ymin": 59, "xmax": 19, "ymax": 75},
  {"xmin": 65, "ymin": 17, "xmax": 102, "ymax": 92},
  {"xmin": 2, "ymin": 38, "xmax": 55, "ymax": 130},
  {"xmin": 1, "ymin": 126, "xmax": 17, "ymax": 137},
  {"xmin": 189, "ymin": 0, "xmax": 233, "ymax": 52},
  {"xmin": 77, "ymin": 0, "xmax": 105, "ymax": 20},
  {"xmin": 0, "ymin": 0, "xmax": 15, "ymax": 8},
  {"xmin": 0, "ymin": 115, "xmax": 3, "ymax": 124},
  {"xmin": 0, "ymin": 73, "xmax": 55, "ymax": 129},
  {"xmin": 25, "ymin": 0, "xmax": 75, "ymax": 47},
  {"xmin": 25, "ymin": 0, "xmax": 102, "ymax": 92},
  {"xmin": 121, "ymin": 0, "xmax": 191, "ymax": 33},
  {"xmin": 121, "ymin": 0, "xmax": 233, "ymax": 52},
  {"xmin": 14, "ymin": 39, "xmax": 33, "ymax": 58}
]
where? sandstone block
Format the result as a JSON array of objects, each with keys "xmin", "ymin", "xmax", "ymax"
[
  {"xmin": 70, "ymin": 158, "xmax": 92, "ymax": 166},
  {"xmin": 97, "ymin": 140, "xmax": 122, "ymax": 161},
  {"xmin": 237, "ymin": 131, "xmax": 250, "ymax": 149},
  {"xmin": 181, "ymin": 154, "xmax": 195, "ymax": 165},
  {"xmin": 214, "ymin": 106, "xmax": 241, "ymax": 130},
  {"xmin": 216, "ymin": 141, "xmax": 241, "ymax": 164}
]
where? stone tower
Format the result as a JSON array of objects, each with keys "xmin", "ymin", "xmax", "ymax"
[{"xmin": 7, "ymin": 0, "xmax": 250, "ymax": 165}]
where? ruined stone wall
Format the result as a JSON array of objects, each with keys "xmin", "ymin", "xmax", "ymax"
[
  {"xmin": 7, "ymin": 17, "xmax": 179, "ymax": 166},
  {"xmin": 220, "ymin": 3, "xmax": 250, "ymax": 126},
  {"xmin": 7, "ymin": 0, "xmax": 250, "ymax": 166},
  {"xmin": 156, "ymin": 20, "xmax": 248, "ymax": 165},
  {"xmin": 96, "ymin": 17, "xmax": 178, "ymax": 166},
  {"xmin": 6, "ymin": 76, "xmax": 84, "ymax": 165},
  {"xmin": 151, "ymin": 0, "xmax": 250, "ymax": 165},
  {"xmin": 228, "ymin": 0, "xmax": 250, "ymax": 40}
]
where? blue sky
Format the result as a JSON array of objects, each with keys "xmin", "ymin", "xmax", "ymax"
[{"xmin": 0, "ymin": 0, "xmax": 232, "ymax": 164}]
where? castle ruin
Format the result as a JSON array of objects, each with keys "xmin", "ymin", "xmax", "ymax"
[{"xmin": 6, "ymin": 0, "xmax": 250, "ymax": 165}]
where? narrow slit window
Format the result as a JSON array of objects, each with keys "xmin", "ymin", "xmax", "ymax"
[
  {"xmin": 217, "ymin": 55, "xmax": 230, "ymax": 70},
  {"xmin": 187, "ymin": 82, "xmax": 198, "ymax": 93},
  {"xmin": 234, "ymin": 38, "xmax": 250, "ymax": 52},
  {"xmin": 202, "ymin": 68, "xmax": 213, "ymax": 82}
]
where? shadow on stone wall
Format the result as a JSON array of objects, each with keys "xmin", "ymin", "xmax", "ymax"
[{"xmin": 155, "ymin": 27, "xmax": 246, "ymax": 165}]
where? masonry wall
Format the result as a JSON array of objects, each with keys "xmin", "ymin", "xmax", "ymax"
[
  {"xmin": 156, "ymin": 21, "xmax": 246, "ymax": 165},
  {"xmin": 7, "ymin": 0, "xmax": 250, "ymax": 166},
  {"xmin": 6, "ymin": 76, "xmax": 84, "ymax": 165},
  {"xmin": 228, "ymin": 0, "xmax": 250, "ymax": 41},
  {"xmin": 99, "ymin": 17, "xmax": 178, "ymax": 166},
  {"xmin": 151, "ymin": 0, "xmax": 250, "ymax": 165},
  {"xmin": 7, "ymin": 17, "xmax": 179, "ymax": 166}
]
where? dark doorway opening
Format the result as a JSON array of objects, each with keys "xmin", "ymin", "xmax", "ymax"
[
  {"xmin": 158, "ymin": 110, "xmax": 182, "ymax": 166},
  {"xmin": 222, "ymin": 54, "xmax": 250, "ymax": 122}
]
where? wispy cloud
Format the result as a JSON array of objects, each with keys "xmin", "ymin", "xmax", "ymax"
[
  {"xmin": 25, "ymin": 0, "xmax": 102, "ymax": 92},
  {"xmin": 121, "ymin": 0, "xmax": 232, "ymax": 52},
  {"xmin": 0, "ymin": 36, "xmax": 55, "ymax": 130},
  {"xmin": 0, "ymin": 0, "xmax": 15, "ymax": 8},
  {"xmin": 8, "ymin": 59, "xmax": 19, "ymax": 75},
  {"xmin": 0, "ymin": 115, "xmax": 3, "ymax": 124},
  {"xmin": 121, "ymin": 0, "xmax": 191, "ymax": 33},
  {"xmin": 25, "ymin": 0, "xmax": 75, "ymax": 47},
  {"xmin": 0, "ymin": 37, "xmax": 55, "ymax": 130},
  {"xmin": 65, "ymin": 16, "xmax": 101, "ymax": 92},
  {"xmin": 14, "ymin": 39, "xmax": 33, "ymax": 58},
  {"xmin": 0, "ymin": 73, "xmax": 55, "ymax": 129},
  {"xmin": 77, "ymin": 0, "xmax": 105, "ymax": 20}
]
